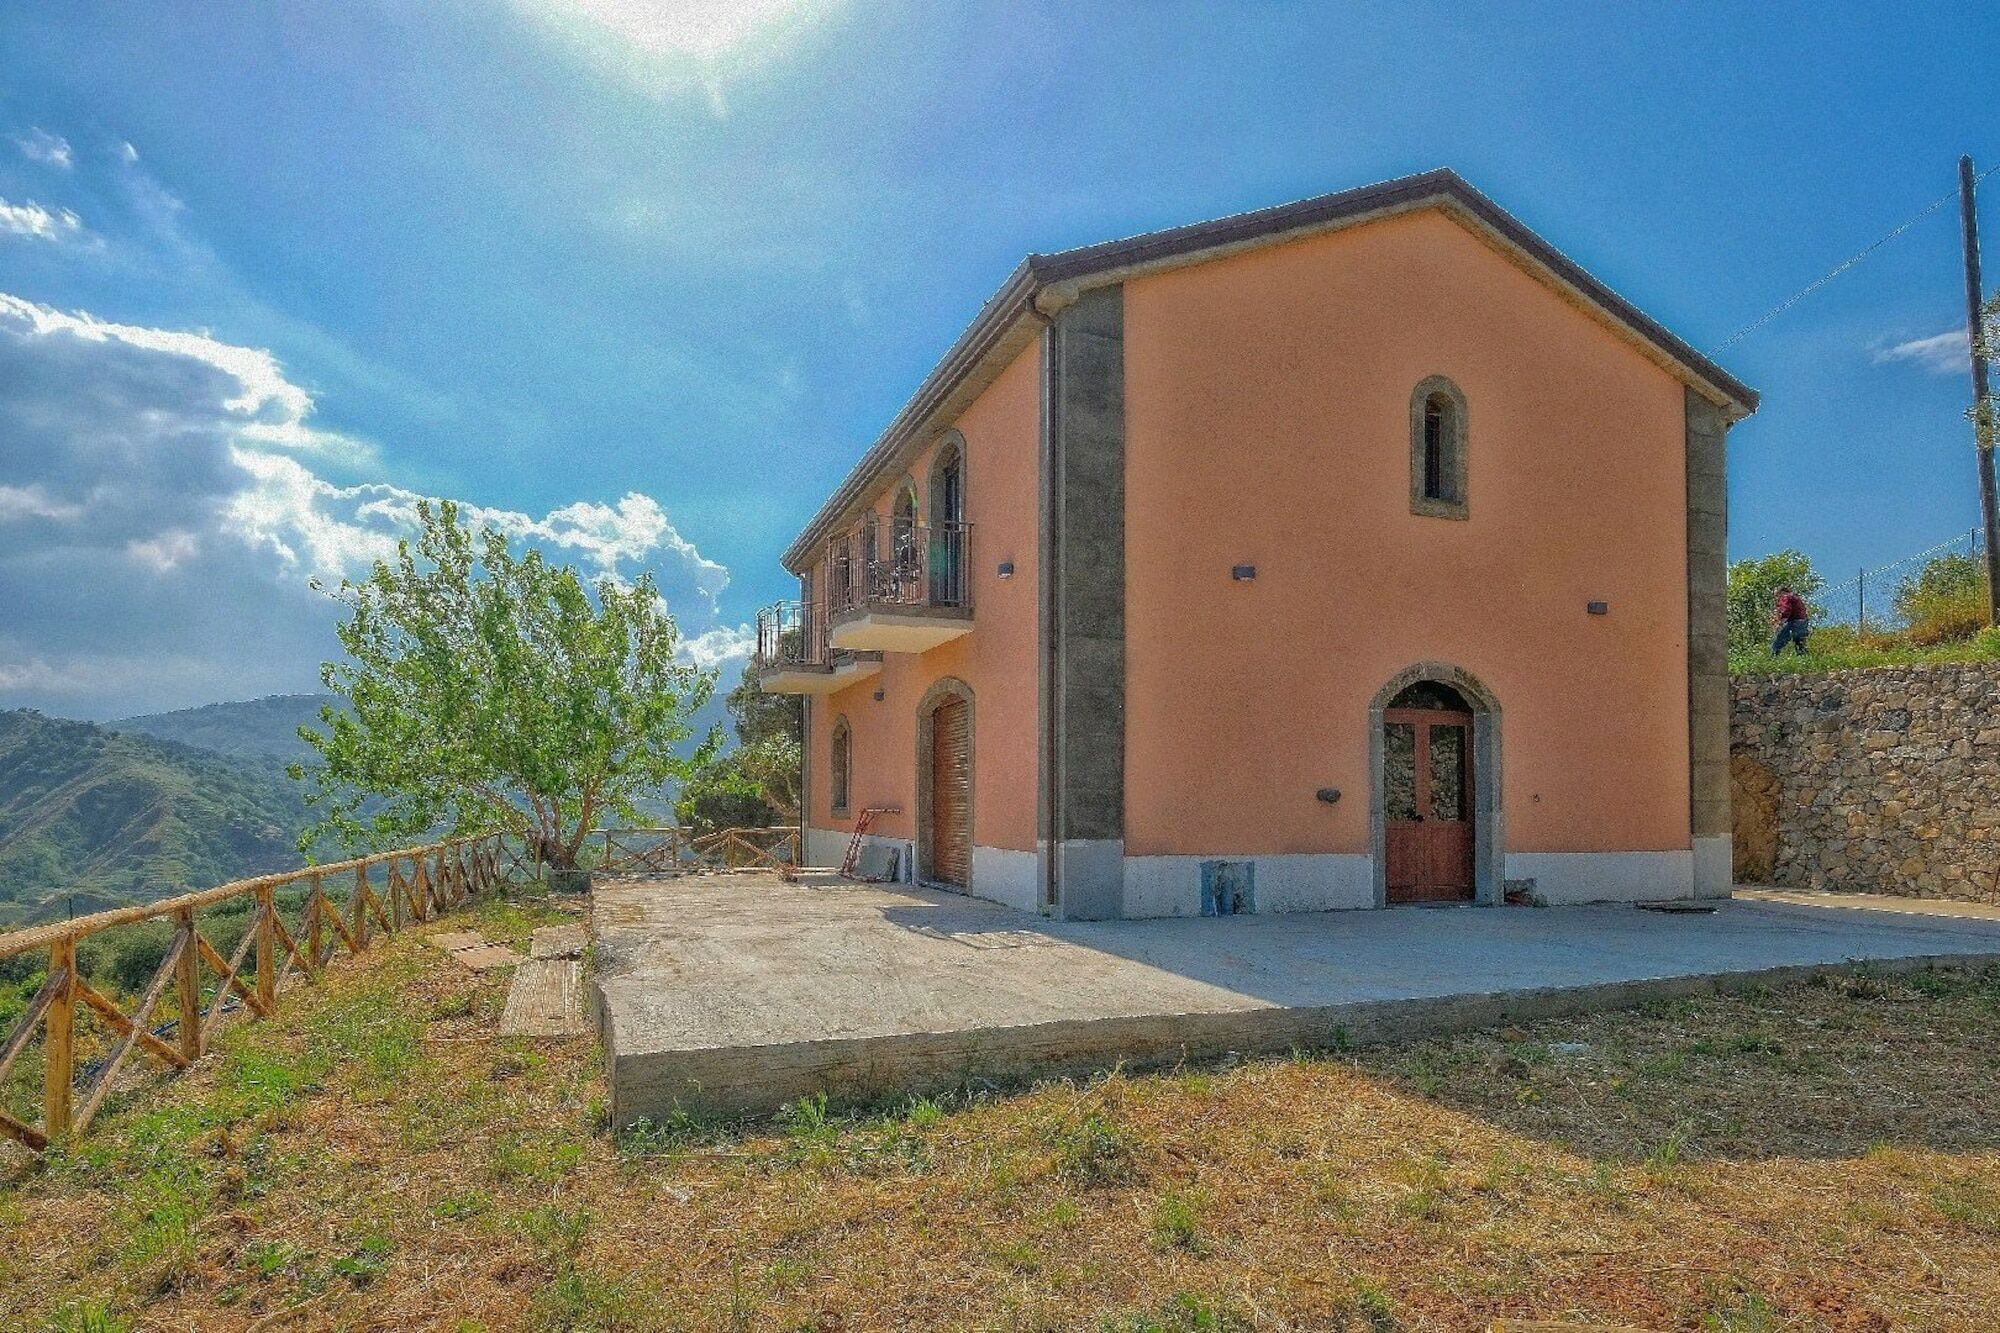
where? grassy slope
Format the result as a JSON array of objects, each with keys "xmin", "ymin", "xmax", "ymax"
[
  {"xmin": 106, "ymin": 694, "xmax": 336, "ymax": 764},
  {"xmin": 0, "ymin": 711, "xmax": 308, "ymax": 923},
  {"xmin": 1731, "ymin": 630, "xmax": 2000, "ymax": 676},
  {"xmin": 6, "ymin": 896, "xmax": 2000, "ymax": 1332}
]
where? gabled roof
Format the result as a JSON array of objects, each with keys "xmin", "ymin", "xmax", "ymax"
[{"xmin": 782, "ymin": 168, "xmax": 1758, "ymax": 571}]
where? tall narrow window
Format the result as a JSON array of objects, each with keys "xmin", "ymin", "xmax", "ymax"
[
  {"xmin": 830, "ymin": 716, "xmax": 852, "ymax": 817},
  {"xmin": 1409, "ymin": 377, "xmax": 1469, "ymax": 519},
  {"xmin": 927, "ymin": 434, "xmax": 968, "ymax": 606}
]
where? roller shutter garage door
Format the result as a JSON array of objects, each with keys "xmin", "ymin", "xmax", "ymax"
[{"xmin": 929, "ymin": 697, "xmax": 971, "ymax": 887}]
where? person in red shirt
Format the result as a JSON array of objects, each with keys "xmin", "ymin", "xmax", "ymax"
[{"xmin": 1771, "ymin": 586, "xmax": 1810, "ymax": 656}]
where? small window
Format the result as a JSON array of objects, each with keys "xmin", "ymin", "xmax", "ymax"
[
  {"xmin": 830, "ymin": 716, "xmax": 851, "ymax": 816},
  {"xmin": 1409, "ymin": 377, "xmax": 1468, "ymax": 519}
]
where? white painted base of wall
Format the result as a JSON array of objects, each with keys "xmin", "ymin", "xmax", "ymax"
[
  {"xmin": 1054, "ymin": 839, "xmax": 1124, "ymax": 920},
  {"xmin": 1122, "ymin": 854, "xmax": 1375, "ymax": 918},
  {"xmin": 1505, "ymin": 850, "xmax": 1694, "ymax": 905},
  {"xmin": 808, "ymin": 832, "xmax": 1710, "ymax": 915},
  {"xmin": 802, "ymin": 827, "xmax": 913, "ymax": 882},
  {"xmin": 1692, "ymin": 837, "xmax": 1733, "ymax": 899},
  {"xmin": 969, "ymin": 846, "xmax": 1040, "ymax": 914}
]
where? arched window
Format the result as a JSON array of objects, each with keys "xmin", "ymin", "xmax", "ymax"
[
  {"xmin": 1409, "ymin": 377, "xmax": 1468, "ymax": 519},
  {"xmin": 891, "ymin": 483, "xmax": 920, "ymax": 595},
  {"xmin": 927, "ymin": 435, "xmax": 967, "ymax": 606},
  {"xmin": 830, "ymin": 715, "xmax": 852, "ymax": 816}
]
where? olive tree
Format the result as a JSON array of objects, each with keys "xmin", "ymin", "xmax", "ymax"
[{"xmin": 294, "ymin": 500, "xmax": 718, "ymax": 868}]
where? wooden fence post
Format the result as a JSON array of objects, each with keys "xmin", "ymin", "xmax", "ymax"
[
  {"xmin": 175, "ymin": 909, "xmax": 202, "ymax": 1062},
  {"xmin": 353, "ymin": 867, "xmax": 370, "ymax": 949},
  {"xmin": 307, "ymin": 874, "xmax": 324, "ymax": 969},
  {"xmin": 44, "ymin": 937, "xmax": 76, "ymax": 1141},
  {"xmin": 255, "ymin": 886, "xmax": 276, "ymax": 1012}
]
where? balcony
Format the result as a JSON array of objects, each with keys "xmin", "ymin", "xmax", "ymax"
[
  {"xmin": 825, "ymin": 518, "xmax": 973, "ymax": 654},
  {"xmin": 752, "ymin": 601, "xmax": 881, "ymax": 695}
]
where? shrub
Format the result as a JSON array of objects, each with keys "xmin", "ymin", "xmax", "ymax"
[{"xmin": 1896, "ymin": 552, "xmax": 1990, "ymax": 644}]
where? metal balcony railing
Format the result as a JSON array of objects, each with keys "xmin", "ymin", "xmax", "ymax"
[
  {"xmin": 828, "ymin": 518, "xmax": 972, "ymax": 615},
  {"xmin": 754, "ymin": 600, "xmax": 830, "ymax": 671}
]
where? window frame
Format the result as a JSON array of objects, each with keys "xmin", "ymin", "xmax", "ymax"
[
  {"xmin": 1408, "ymin": 375, "xmax": 1470, "ymax": 520},
  {"xmin": 829, "ymin": 714, "xmax": 852, "ymax": 817}
]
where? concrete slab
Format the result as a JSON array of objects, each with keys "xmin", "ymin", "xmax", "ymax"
[
  {"xmin": 592, "ymin": 875, "xmax": 2000, "ymax": 1126},
  {"xmin": 500, "ymin": 958, "xmax": 588, "ymax": 1037},
  {"xmin": 451, "ymin": 944, "xmax": 521, "ymax": 973},
  {"xmin": 530, "ymin": 925, "xmax": 587, "ymax": 960}
]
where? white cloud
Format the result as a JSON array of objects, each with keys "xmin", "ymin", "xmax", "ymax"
[
  {"xmin": 119, "ymin": 141, "xmax": 140, "ymax": 165},
  {"xmin": 0, "ymin": 290, "xmax": 738, "ymax": 717},
  {"xmin": 0, "ymin": 198, "xmax": 85, "ymax": 243},
  {"xmin": 127, "ymin": 529, "xmax": 201, "ymax": 572},
  {"xmin": 679, "ymin": 622, "xmax": 754, "ymax": 671},
  {"xmin": 0, "ymin": 484, "xmax": 83, "ymax": 522},
  {"xmin": 0, "ymin": 293, "xmax": 369, "ymax": 460},
  {"xmin": 1874, "ymin": 328, "xmax": 1969, "ymax": 375},
  {"xmin": 14, "ymin": 128, "xmax": 72, "ymax": 170}
]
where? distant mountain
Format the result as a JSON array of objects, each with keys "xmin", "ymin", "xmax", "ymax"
[
  {"xmin": 0, "ymin": 710, "xmax": 310, "ymax": 928},
  {"xmin": 109, "ymin": 693, "xmax": 338, "ymax": 764}
]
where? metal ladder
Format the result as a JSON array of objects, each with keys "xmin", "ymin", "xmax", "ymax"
[{"xmin": 839, "ymin": 806, "xmax": 901, "ymax": 878}]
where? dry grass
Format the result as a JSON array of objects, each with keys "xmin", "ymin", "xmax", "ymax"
[{"xmin": 6, "ymin": 895, "xmax": 2000, "ymax": 1332}]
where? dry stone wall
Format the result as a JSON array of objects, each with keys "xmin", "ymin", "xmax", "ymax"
[{"xmin": 1730, "ymin": 663, "xmax": 2000, "ymax": 898}]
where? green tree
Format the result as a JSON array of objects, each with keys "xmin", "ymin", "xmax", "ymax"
[
  {"xmin": 1895, "ymin": 551, "xmax": 1989, "ymax": 644},
  {"xmin": 294, "ymin": 501, "xmax": 718, "ymax": 870},
  {"xmin": 675, "ymin": 664, "xmax": 802, "ymax": 830},
  {"xmin": 1727, "ymin": 550, "xmax": 1824, "ymax": 660}
]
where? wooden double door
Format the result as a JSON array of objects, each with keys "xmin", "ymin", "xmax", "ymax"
[
  {"xmin": 927, "ymin": 695, "xmax": 972, "ymax": 887},
  {"xmin": 1383, "ymin": 703, "xmax": 1475, "ymax": 903}
]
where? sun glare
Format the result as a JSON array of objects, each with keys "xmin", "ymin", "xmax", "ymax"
[{"xmin": 527, "ymin": 0, "xmax": 827, "ymax": 64}]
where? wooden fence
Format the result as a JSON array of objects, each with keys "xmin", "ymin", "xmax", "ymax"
[
  {"xmin": 527, "ymin": 825, "xmax": 801, "ymax": 877},
  {"xmin": 0, "ymin": 833, "xmax": 505, "ymax": 1152}
]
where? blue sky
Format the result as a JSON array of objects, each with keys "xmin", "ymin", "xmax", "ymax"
[{"xmin": 0, "ymin": 1, "xmax": 1994, "ymax": 717}]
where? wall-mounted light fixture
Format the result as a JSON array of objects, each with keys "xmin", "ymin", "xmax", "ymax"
[
  {"xmin": 1587, "ymin": 601, "xmax": 1609, "ymax": 616},
  {"xmin": 1316, "ymin": 787, "xmax": 1342, "ymax": 804},
  {"xmin": 1232, "ymin": 564, "xmax": 1257, "ymax": 581},
  {"xmin": 996, "ymin": 560, "xmax": 1015, "ymax": 579}
]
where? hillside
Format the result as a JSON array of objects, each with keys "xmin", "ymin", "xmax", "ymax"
[
  {"xmin": 0, "ymin": 710, "xmax": 309, "ymax": 927},
  {"xmin": 108, "ymin": 693, "xmax": 337, "ymax": 763}
]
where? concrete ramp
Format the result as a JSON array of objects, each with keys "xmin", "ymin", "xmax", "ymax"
[{"xmin": 592, "ymin": 875, "xmax": 2000, "ymax": 1126}]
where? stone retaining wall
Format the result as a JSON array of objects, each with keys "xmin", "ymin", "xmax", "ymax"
[{"xmin": 1730, "ymin": 663, "xmax": 2000, "ymax": 898}]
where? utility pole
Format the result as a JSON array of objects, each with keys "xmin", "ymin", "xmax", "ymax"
[{"xmin": 1960, "ymin": 155, "xmax": 2000, "ymax": 622}]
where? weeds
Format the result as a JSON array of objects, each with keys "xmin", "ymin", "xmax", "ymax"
[
  {"xmin": 1045, "ymin": 1106, "xmax": 1138, "ymax": 1188},
  {"xmin": 1150, "ymin": 1189, "xmax": 1205, "ymax": 1252}
]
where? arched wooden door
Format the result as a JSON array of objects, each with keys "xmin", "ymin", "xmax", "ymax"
[
  {"xmin": 1383, "ymin": 682, "xmax": 1475, "ymax": 903},
  {"xmin": 928, "ymin": 694, "xmax": 972, "ymax": 887}
]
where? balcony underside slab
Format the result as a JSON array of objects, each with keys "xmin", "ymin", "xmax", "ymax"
[
  {"xmin": 830, "ymin": 607, "xmax": 973, "ymax": 654},
  {"xmin": 757, "ymin": 654, "xmax": 883, "ymax": 695}
]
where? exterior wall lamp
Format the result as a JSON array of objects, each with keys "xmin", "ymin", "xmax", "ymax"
[
  {"xmin": 997, "ymin": 560, "xmax": 1015, "ymax": 579},
  {"xmin": 1232, "ymin": 564, "xmax": 1257, "ymax": 581}
]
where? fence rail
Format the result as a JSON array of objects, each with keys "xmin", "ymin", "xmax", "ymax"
[
  {"xmin": 0, "ymin": 833, "xmax": 506, "ymax": 1152},
  {"xmin": 555, "ymin": 825, "xmax": 800, "ymax": 876}
]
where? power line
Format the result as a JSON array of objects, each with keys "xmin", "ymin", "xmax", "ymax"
[{"xmin": 1710, "ymin": 161, "xmax": 2000, "ymax": 353}]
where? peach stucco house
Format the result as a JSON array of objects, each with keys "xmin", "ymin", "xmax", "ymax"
[{"xmin": 754, "ymin": 169, "xmax": 1757, "ymax": 920}]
